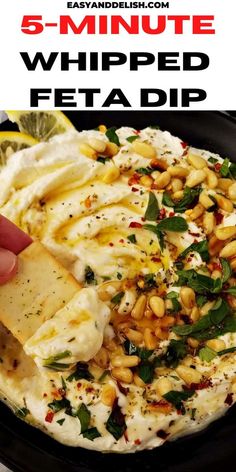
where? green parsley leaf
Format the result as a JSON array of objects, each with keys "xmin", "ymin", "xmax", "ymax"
[
  {"xmin": 174, "ymin": 187, "xmax": 201, "ymax": 213},
  {"xmin": 117, "ymin": 272, "xmax": 122, "ymax": 280},
  {"xmin": 127, "ymin": 234, "xmax": 137, "ymax": 244},
  {"xmin": 220, "ymin": 158, "xmax": 230, "ymax": 177},
  {"xmin": 16, "ymin": 407, "xmax": 30, "ymax": 419},
  {"xmin": 97, "ymin": 156, "xmax": 110, "ymax": 164},
  {"xmin": 162, "ymin": 191, "xmax": 175, "ymax": 208},
  {"xmin": 143, "ymin": 273, "xmax": 157, "ymax": 289},
  {"xmin": 106, "ymin": 400, "xmax": 127, "ymax": 440},
  {"xmin": 144, "ymin": 192, "xmax": 159, "ymax": 221},
  {"xmin": 218, "ymin": 346, "xmax": 236, "ymax": 356},
  {"xmin": 67, "ymin": 362, "xmax": 94, "ymax": 382},
  {"xmin": 166, "ymin": 291, "xmax": 179, "ymax": 299},
  {"xmin": 163, "ymin": 390, "xmax": 195, "ymax": 414},
  {"xmin": 221, "ymin": 258, "xmax": 232, "ymax": 284},
  {"xmin": 179, "ymin": 240, "xmax": 209, "ymax": 263},
  {"xmin": 137, "ymin": 361, "xmax": 155, "ymax": 384},
  {"xmin": 199, "ymin": 346, "xmax": 217, "ymax": 362},
  {"xmin": 85, "ymin": 266, "xmax": 96, "ymax": 285},
  {"xmin": 225, "ymin": 286, "xmax": 236, "ymax": 297},
  {"xmin": 82, "ymin": 427, "xmax": 101, "ymax": 440},
  {"xmin": 161, "ymin": 340, "xmax": 187, "ymax": 368},
  {"xmin": 48, "ymin": 398, "xmax": 71, "ymax": 413},
  {"xmin": 57, "ymin": 418, "xmax": 65, "ymax": 426},
  {"xmin": 111, "ymin": 291, "xmax": 124, "ymax": 305},
  {"xmin": 76, "ymin": 403, "xmax": 91, "ymax": 433},
  {"xmin": 196, "ymin": 295, "xmax": 208, "ymax": 307},
  {"xmin": 124, "ymin": 339, "xmax": 153, "ymax": 361},
  {"xmin": 126, "ymin": 135, "xmax": 139, "ymax": 143},
  {"xmin": 105, "ymin": 127, "xmax": 120, "ymax": 146},
  {"xmin": 157, "ymin": 216, "xmax": 188, "ymax": 232},
  {"xmin": 175, "ymin": 269, "xmax": 222, "ymax": 294},
  {"xmin": 229, "ymin": 162, "xmax": 236, "ymax": 179},
  {"xmin": 136, "ymin": 166, "xmax": 153, "ymax": 175},
  {"xmin": 43, "ymin": 351, "xmax": 72, "ymax": 371},
  {"xmin": 208, "ymin": 156, "xmax": 218, "ymax": 164}
]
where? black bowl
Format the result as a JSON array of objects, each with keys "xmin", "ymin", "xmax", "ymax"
[{"xmin": 1, "ymin": 111, "xmax": 236, "ymax": 472}]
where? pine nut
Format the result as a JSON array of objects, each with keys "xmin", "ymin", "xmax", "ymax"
[
  {"xmin": 150, "ymin": 158, "xmax": 168, "ymax": 171},
  {"xmin": 151, "ymin": 170, "xmax": 161, "ymax": 179},
  {"xmin": 187, "ymin": 337, "xmax": 199, "ymax": 348},
  {"xmin": 203, "ymin": 212, "xmax": 215, "ymax": 235},
  {"xmin": 206, "ymin": 339, "xmax": 226, "ymax": 352},
  {"xmin": 131, "ymin": 294, "xmax": 147, "ymax": 320},
  {"xmin": 111, "ymin": 355, "xmax": 140, "ymax": 368},
  {"xmin": 220, "ymin": 240, "xmax": 236, "ymax": 258},
  {"xmin": 125, "ymin": 328, "xmax": 143, "ymax": 344},
  {"xmin": 208, "ymin": 234, "xmax": 225, "ymax": 257},
  {"xmin": 186, "ymin": 169, "xmax": 206, "ymax": 188},
  {"xmin": 205, "ymin": 168, "xmax": 218, "ymax": 189},
  {"xmin": 156, "ymin": 378, "xmax": 173, "ymax": 397},
  {"xmin": 187, "ymin": 153, "xmax": 207, "ymax": 169},
  {"xmin": 155, "ymin": 327, "xmax": 169, "ymax": 340},
  {"xmin": 133, "ymin": 373, "xmax": 146, "ymax": 388},
  {"xmin": 228, "ymin": 182, "xmax": 236, "ymax": 201},
  {"xmin": 98, "ymin": 124, "xmax": 107, "ymax": 133},
  {"xmin": 218, "ymin": 178, "xmax": 234, "ymax": 192},
  {"xmin": 176, "ymin": 365, "xmax": 202, "ymax": 385},
  {"xmin": 149, "ymin": 296, "xmax": 165, "ymax": 318},
  {"xmin": 79, "ymin": 143, "xmax": 97, "ymax": 160},
  {"xmin": 140, "ymin": 175, "xmax": 153, "ymax": 187},
  {"xmin": 102, "ymin": 165, "xmax": 120, "ymax": 184},
  {"xmin": 154, "ymin": 171, "xmax": 171, "ymax": 189},
  {"xmin": 214, "ymin": 194, "xmax": 234, "ymax": 213},
  {"xmin": 230, "ymin": 257, "xmax": 236, "ymax": 271},
  {"xmin": 160, "ymin": 315, "xmax": 175, "ymax": 327},
  {"xmin": 144, "ymin": 328, "xmax": 158, "ymax": 349},
  {"xmin": 200, "ymin": 301, "xmax": 215, "ymax": 317},
  {"xmin": 94, "ymin": 347, "xmax": 110, "ymax": 368},
  {"xmin": 167, "ymin": 166, "xmax": 189, "ymax": 178},
  {"xmin": 171, "ymin": 178, "xmax": 183, "ymax": 193},
  {"xmin": 190, "ymin": 306, "xmax": 200, "ymax": 322},
  {"xmin": 112, "ymin": 367, "xmax": 133, "ymax": 383},
  {"xmin": 104, "ymin": 142, "xmax": 119, "ymax": 157},
  {"xmin": 88, "ymin": 137, "xmax": 106, "ymax": 153},
  {"xmin": 101, "ymin": 384, "xmax": 117, "ymax": 407},
  {"xmin": 199, "ymin": 191, "xmax": 215, "ymax": 209},
  {"xmin": 215, "ymin": 226, "xmax": 236, "ymax": 241},
  {"xmin": 132, "ymin": 141, "xmax": 156, "ymax": 159},
  {"xmin": 173, "ymin": 190, "xmax": 184, "ymax": 200},
  {"xmin": 211, "ymin": 270, "xmax": 222, "ymax": 280},
  {"xmin": 189, "ymin": 203, "xmax": 205, "ymax": 221},
  {"xmin": 144, "ymin": 308, "xmax": 153, "ymax": 319},
  {"xmin": 180, "ymin": 287, "xmax": 196, "ymax": 309}
]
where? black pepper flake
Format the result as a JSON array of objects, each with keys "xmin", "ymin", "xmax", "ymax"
[
  {"xmin": 225, "ymin": 393, "xmax": 233, "ymax": 406},
  {"xmin": 156, "ymin": 429, "xmax": 169, "ymax": 440}
]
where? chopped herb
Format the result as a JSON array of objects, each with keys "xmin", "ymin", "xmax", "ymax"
[
  {"xmin": 83, "ymin": 427, "xmax": 101, "ymax": 440},
  {"xmin": 137, "ymin": 361, "xmax": 155, "ymax": 384},
  {"xmin": 85, "ymin": 266, "xmax": 96, "ymax": 285},
  {"xmin": 229, "ymin": 162, "xmax": 236, "ymax": 179},
  {"xmin": 124, "ymin": 339, "xmax": 153, "ymax": 361},
  {"xmin": 48, "ymin": 398, "xmax": 71, "ymax": 413},
  {"xmin": 16, "ymin": 407, "xmax": 30, "ymax": 418},
  {"xmin": 127, "ymin": 234, "xmax": 137, "ymax": 244},
  {"xmin": 208, "ymin": 156, "xmax": 218, "ymax": 164},
  {"xmin": 162, "ymin": 191, "xmax": 175, "ymax": 208},
  {"xmin": 225, "ymin": 286, "xmax": 236, "ymax": 297},
  {"xmin": 143, "ymin": 273, "xmax": 157, "ymax": 289},
  {"xmin": 76, "ymin": 403, "xmax": 91, "ymax": 433},
  {"xmin": 218, "ymin": 346, "xmax": 236, "ymax": 356},
  {"xmin": 126, "ymin": 135, "xmax": 139, "ymax": 143},
  {"xmin": 166, "ymin": 291, "xmax": 181, "ymax": 313},
  {"xmin": 175, "ymin": 269, "xmax": 222, "ymax": 294},
  {"xmin": 98, "ymin": 370, "xmax": 110, "ymax": 382},
  {"xmin": 57, "ymin": 418, "xmax": 65, "ymax": 426},
  {"xmin": 144, "ymin": 192, "xmax": 159, "ymax": 221},
  {"xmin": 199, "ymin": 346, "xmax": 217, "ymax": 362},
  {"xmin": 67, "ymin": 362, "xmax": 94, "ymax": 382},
  {"xmin": 111, "ymin": 291, "xmax": 124, "ymax": 305},
  {"xmin": 179, "ymin": 240, "xmax": 209, "ymax": 263},
  {"xmin": 190, "ymin": 408, "xmax": 197, "ymax": 420},
  {"xmin": 163, "ymin": 390, "xmax": 195, "ymax": 414},
  {"xmin": 136, "ymin": 166, "xmax": 153, "ymax": 175},
  {"xmin": 43, "ymin": 351, "xmax": 72, "ymax": 371},
  {"xmin": 163, "ymin": 187, "xmax": 201, "ymax": 213},
  {"xmin": 157, "ymin": 216, "xmax": 188, "ymax": 232},
  {"xmin": 196, "ymin": 295, "xmax": 208, "ymax": 307},
  {"xmin": 221, "ymin": 258, "xmax": 232, "ymax": 284},
  {"xmin": 97, "ymin": 156, "xmax": 110, "ymax": 164},
  {"xmin": 117, "ymin": 272, "xmax": 122, "ymax": 280},
  {"xmin": 220, "ymin": 158, "xmax": 230, "ymax": 177},
  {"xmin": 166, "ymin": 291, "xmax": 179, "ymax": 299},
  {"xmin": 162, "ymin": 340, "xmax": 188, "ymax": 368},
  {"xmin": 106, "ymin": 399, "xmax": 127, "ymax": 440},
  {"xmin": 105, "ymin": 127, "xmax": 120, "ymax": 146}
]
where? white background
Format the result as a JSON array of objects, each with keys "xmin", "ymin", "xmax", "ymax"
[{"xmin": 0, "ymin": 0, "xmax": 235, "ymax": 110}]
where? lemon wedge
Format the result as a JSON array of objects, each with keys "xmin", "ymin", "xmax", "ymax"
[
  {"xmin": 5, "ymin": 111, "xmax": 74, "ymax": 142},
  {"xmin": 0, "ymin": 131, "xmax": 38, "ymax": 167}
]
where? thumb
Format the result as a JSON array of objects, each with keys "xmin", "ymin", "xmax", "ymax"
[{"xmin": 0, "ymin": 248, "xmax": 17, "ymax": 285}]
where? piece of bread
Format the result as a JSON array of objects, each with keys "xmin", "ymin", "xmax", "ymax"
[{"xmin": 0, "ymin": 241, "xmax": 81, "ymax": 344}]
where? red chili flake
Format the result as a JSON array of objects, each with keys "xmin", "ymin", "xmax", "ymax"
[
  {"xmin": 212, "ymin": 261, "xmax": 222, "ymax": 272},
  {"xmin": 45, "ymin": 411, "xmax": 54, "ymax": 423},
  {"xmin": 169, "ymin": 211, "xmax": 175, "ymax": 217},
  {"xmin": 188, "ymin": 378, "xmax": 213, "ymax": 391},
  {"xmin": 52, "ymin": 390, "xmax": 61, "ymax": 399},
  {"xmin": 159, "ymin": 208, "xmax": 166, "ymax": 220},
  {"xmin": 151, "ymin": 257, "xmax": 161, "ymax": 262},
  {"xmin": 129, "ymin": 222, "xmax": 142, "ymax": 229},
  {"xmin": 151, "ymin": 183, "xmax": 158, "ymax": 190},
  {"xmin": 134, "ymin": 439, "xmax": 141, "ymax": 445},
  {"xmin": 86, "ymin": 387, "xmax": 94, "ymax": 393},
  {"xmin": 77, "ymin": 382, "xmax": 82, "ymax": 389},
  {"xmin": 109, "ymin": 242, "xmax": 114, "ymax": 246},
  {"xmin": 131, "ymin": 187, "xmax": 139, "ymax": 192},
  {"xmin": 214, "ymin": 163, "xmax": 222, "ymax": 172},
  {"xmin": 134, "ymin": 129, "xmax": 141, "ymax": 135},
  {"xmin": 181, "ymin": 141, "xmax": 188, "ymax": 149},
  {"xmin": 119, "ymin": 239, "xmax": 124, "ymax": 243},
  {"xmin": 214, "ymin": 212, "xmax": 224, "ymax": 224},
  {"xmin": 225, "ymin": 393, "xmax": 233, "ymax": 406},
  {"xmin": 128, "ymin": 173, "xmax": 140, "ymax": 186}
]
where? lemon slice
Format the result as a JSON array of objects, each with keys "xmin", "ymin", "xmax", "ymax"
[
  {"xmin": 0, "ymin": 131, "xmax": 38, "ymax": 167},
  {"xmin": 6, "ymin": 111, "xmax": 74, "ymax": 142}
]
